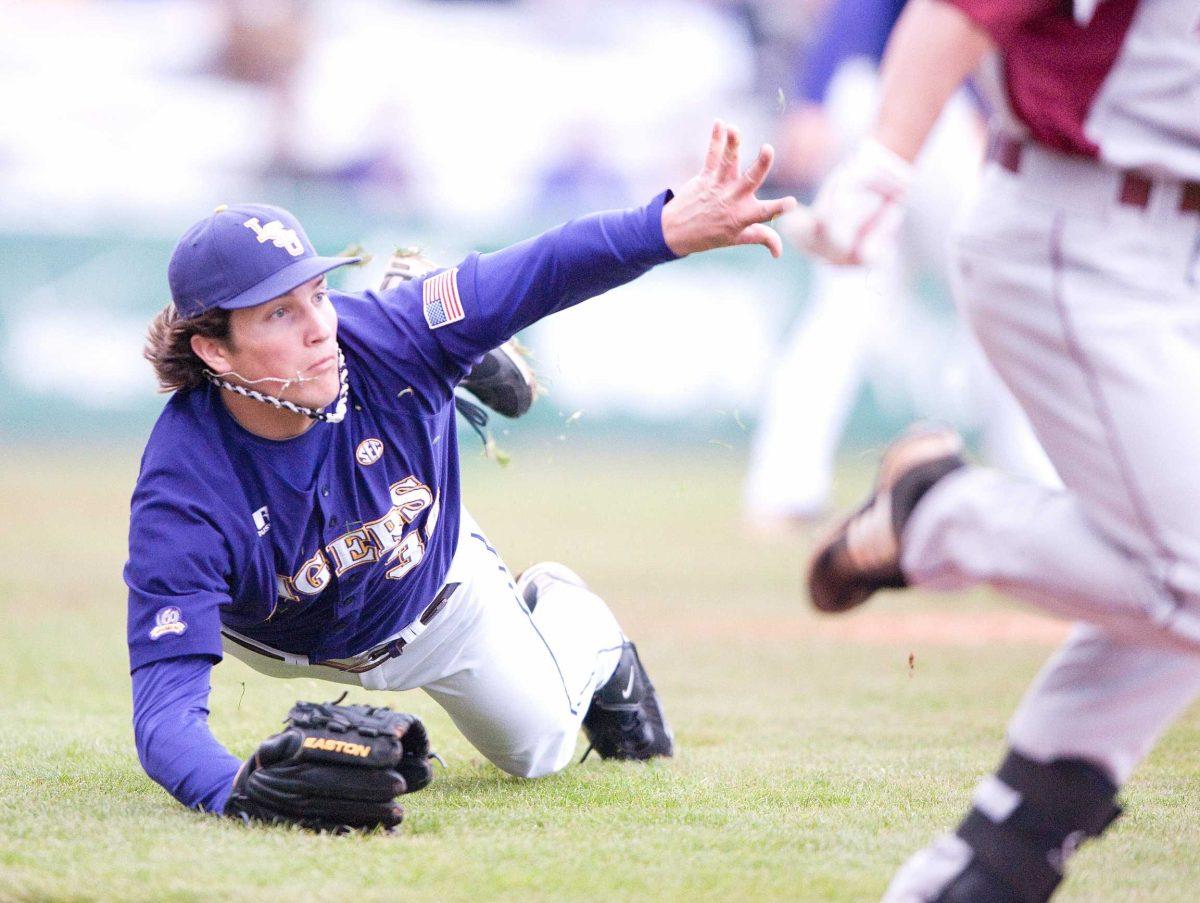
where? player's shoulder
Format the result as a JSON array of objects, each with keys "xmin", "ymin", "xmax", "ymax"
[
  {"xmin": 331, "ymin": 282, "xmax": 427, "ymax": 330},
  {"xmin": 146, "ymin": 386, "xmax": 218, "ymax": 445},
  {"xmin": 332, "ymin": 284, "xmax": 442, "ymax": 372},
  {"xmin": 332, "ymin": 287, "xmax": 408, "ymax": 337},
  {"xmin": 136, "ymin": 388, "xmax": 234, "ymax": 492},
  {"xmin": 333, "ymin": 255, "xmax": 479, "ymax": 344}
]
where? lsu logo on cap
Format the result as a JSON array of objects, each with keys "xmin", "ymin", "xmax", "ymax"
[
  {"xmin": 356, "ymin": 438, "xmax": 384, "ymax": 466},
  {"xmin": 243, "ymin": 217, "xmax": 304, "ymax": 257},
  {"xmin": 149, "ymin": 606, "xmax": 187, "ymax": 640},
  {"xmin": 422, "ymin": 268, "xmax": 464, "ymax": 329}
]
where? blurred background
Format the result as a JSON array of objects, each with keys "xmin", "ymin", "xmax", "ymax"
[{"xmin": 0, "ymin": 0, "xmax": 999, "ymax": 471}]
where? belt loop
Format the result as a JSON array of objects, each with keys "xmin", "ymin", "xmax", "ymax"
[
  {"xmin": 421, "ymin": 581, "xmax": 460, "ymax": 624},
  {"xmin": 1118, "ymin": 173, "xmax": 1152, "ymax": 209},
  {"xmin": 1181, "ymin": 183, "xmax": 1200, "ymax": 214},
  {"xmin": 987, "ymin": 134, "xmax": 1022, "ymax": 174}
]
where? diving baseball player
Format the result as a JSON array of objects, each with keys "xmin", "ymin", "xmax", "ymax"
[
  {"xmin": 127, "ymin": 122, "xmax": 796, "ymax": 829},
  {"xmin": 791, "ymin": 0, "xmax": 1200, "ymax": 899}
]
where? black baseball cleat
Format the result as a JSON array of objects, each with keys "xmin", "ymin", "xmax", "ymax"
[
  {"xmin": 807, "ymin": 426, "xmax": 966, "ymax": 614},
  {"xmin": 582, "ymin": 642, "xmax": 674, "ymax": 761},
  {"xmin": 460, "ymin": 339, "xmax": 538, "ymax": 419}
]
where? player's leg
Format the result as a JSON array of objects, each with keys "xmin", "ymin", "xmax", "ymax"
[
  {"xmin": 903, "ymin": 465, "xmax": 1200, "ymax": 650},
  {"xmin": 912, "ymin": 164, "xmax": 1200, "ymax": 644},
  {"xmin": 516, "ymin": 562, "xmax": 673, "ymax": 760},
  {"xmin": 421, "ymin": 555, "xmax": 623, "ymax": 778},
  {"xmin": 806, "ymin": 424, "xmax": 1200, "ymax": 649},
  {"xmin": 811, "ymin": 164, "xmax": 1200, "ymax": 649},
  {"xmin": 365, "ymin": 514, "xmax": 669, "ymax": 777},
  {"xmin": 883, "ymin": 625, "xmax": 1200, "ymax": 902},
  {"xmin": 971, "ymin": 351, "xmax": 1059, "ymax": 487},
  {"xmin": 1008, "ymin": 624, "xmax": 1200, "ymax": 784},
  {"xmin": 813, "ymin": 164, "xmax": 1200, "ymax": 899},
  {"xmin": 744, "ymin": 262, "xmax": 891, "ymax": 526},
  {"xmin": 963, "ymin": 161, "xmax": 1200, "ymax": 587}
]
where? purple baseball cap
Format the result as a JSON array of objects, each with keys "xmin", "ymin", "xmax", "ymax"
[{"xmin": 168, "ymin": 203, "xmax": 361, "ymax": 319}]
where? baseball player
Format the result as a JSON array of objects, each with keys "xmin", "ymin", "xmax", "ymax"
[
  {"xmin": 126, "ymin": 121, "xmax": 796, "ymax": 828},
  {"xmin": 791, "ymin": 0, "xmax": 1200, "ymax": 899}
]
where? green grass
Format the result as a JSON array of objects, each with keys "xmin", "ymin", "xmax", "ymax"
[{"xmin": 1, "ymin": 442, "xmax": 1197, "ymax": 901}]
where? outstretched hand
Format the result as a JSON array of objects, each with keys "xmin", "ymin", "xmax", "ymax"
[{"xmin": 661, "ymin": 120, "xmax": 798, "ymax": 259}]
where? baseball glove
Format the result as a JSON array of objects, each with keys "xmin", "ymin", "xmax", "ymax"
[{"xmin": 224, "ymin": 698, "xmax": 434, "ymax": 832}]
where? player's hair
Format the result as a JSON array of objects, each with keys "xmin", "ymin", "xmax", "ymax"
[{"xmin": 144, "ymin": 304, "xmax": 234, "ymax": 393}]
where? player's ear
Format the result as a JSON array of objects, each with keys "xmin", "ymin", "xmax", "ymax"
[{"xmin": 190, "ymin": 333, "xmax": 234, "ymax": 373}]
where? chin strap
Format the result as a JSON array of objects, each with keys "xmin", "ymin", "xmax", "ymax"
[{"xmin": 203, "ymin": 347, "xmax": 350, "ymax": 424}]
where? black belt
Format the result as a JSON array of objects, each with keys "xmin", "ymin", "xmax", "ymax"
[
  {"xmin": 987, "ymin": 134, "xmax": 1200, "ymax": 214},
  {"xmin": 315, "ymin": 581, "xmax": 462, "ymax": 673},
  {"xmin": 225, "ymin": 581, "xmax": 461, "ymax": 675}
]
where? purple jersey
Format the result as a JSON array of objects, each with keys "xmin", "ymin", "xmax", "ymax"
[{"xmin": 126, "ymin": 193, "xmax": 675, "ymax": 680}]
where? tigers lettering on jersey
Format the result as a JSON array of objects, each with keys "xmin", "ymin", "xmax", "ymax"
[{"xmin": 275, "ymin": 475, "xmax": 435, "ymax": 602}]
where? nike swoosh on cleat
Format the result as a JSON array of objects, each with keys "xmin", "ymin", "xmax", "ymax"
[{"xmin": 621, "ymin": 668, "xmax": 636, "ymax": 699}]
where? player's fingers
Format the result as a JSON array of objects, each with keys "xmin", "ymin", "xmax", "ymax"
[
  {"xmin": 735, "ymin": 223, "xmax": 784, "ymax": 258},
  {"xmin": 774, "ymin": 204, "xmax": 818, "ymax": 249},
  {"xmin": 718, "ymin": 125, "xmax": 741, "ymax": 182},
  {"xmin": 739, "ymin": 143, "xmax": 775, "ymax": 192},
  {"xmin": 755, "ymin": 194, "xmax": 799, "ymax": 222},
  {"xmin": 703, "ymin": 120, "xmax": 726, "ymax": 174}
]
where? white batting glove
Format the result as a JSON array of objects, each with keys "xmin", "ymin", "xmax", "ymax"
[{"xmin": 776, "ymin": 139, "xmax": 914, "ymax": 267}]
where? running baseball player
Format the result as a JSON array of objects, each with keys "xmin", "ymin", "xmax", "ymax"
[
  {"xmin": 127, "ymin": 121, "xmax": 796, "ymax": 829},
  {"xmin": 790, "ymin": 0, "xmax": 1200, "ymax": 899}
]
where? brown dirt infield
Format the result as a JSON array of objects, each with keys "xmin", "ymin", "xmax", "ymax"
[
  {"xmin": 807, "ymin": 609, "xmax": 1071, "ymax": 646},
  {"xmin": 675, "ymin": 608, "xmax": 1072, "ymax": 647}
]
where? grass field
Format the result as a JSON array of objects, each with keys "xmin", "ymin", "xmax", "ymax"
[{"xmin": 2, "ymin": 441, "xmax": 1198, "ymax": 902}]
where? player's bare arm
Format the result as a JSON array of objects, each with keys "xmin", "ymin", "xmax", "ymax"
[{"xmin": 872, "ymin": 0, "xmax": 994, "ymax": 162}]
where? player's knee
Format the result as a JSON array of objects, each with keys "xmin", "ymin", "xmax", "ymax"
[
  {"xmin": 495, "ymin": 757, "xmax": 559, "ymax": 780},
  {"xmin": 515, "ymin": 561, "xmax": 590, "ymax": 613},
  {"xmin": 486, "ymin": 728, "xmax": 577, "ymax": 779},
  {"xmin": 936, "ymin": 748, "xmax": 1121, "ymax": 903}
]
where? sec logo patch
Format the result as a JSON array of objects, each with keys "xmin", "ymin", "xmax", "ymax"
[{"xmin": 356, "ymin": 438, "xmax": 384, "ymax": 466}]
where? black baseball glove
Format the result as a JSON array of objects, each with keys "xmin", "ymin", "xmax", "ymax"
[{"xmin": 224, "ymin": 698, "xmax": 434, "ymax": 832}]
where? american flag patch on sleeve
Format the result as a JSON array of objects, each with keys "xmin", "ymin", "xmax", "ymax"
[{"xmin": 422, "ymin": 268, "xmax": 465, "ymax": 330}]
